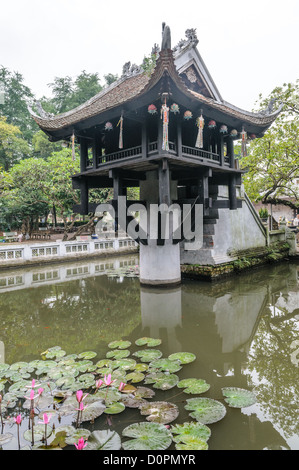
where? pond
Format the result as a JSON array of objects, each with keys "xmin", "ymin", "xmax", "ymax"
[{"xmin": 0, "ymin": 255, "xmax": 298, "ymax": 450}]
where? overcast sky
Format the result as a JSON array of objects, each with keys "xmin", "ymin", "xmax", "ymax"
[{"xmin": 1, "ymin": 0, "xmax": 298, "ymax": 111}]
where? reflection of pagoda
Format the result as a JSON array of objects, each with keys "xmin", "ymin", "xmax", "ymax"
[{"xmin": 30, "ymin": 24, "xmax": 281, "ymax": 286}]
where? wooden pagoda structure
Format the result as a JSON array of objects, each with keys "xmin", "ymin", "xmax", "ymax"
[{"xmin": 30, "ymin": 24, "xmax": 281, "ymax": 286}]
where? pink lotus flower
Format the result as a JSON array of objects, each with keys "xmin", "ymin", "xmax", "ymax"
[
  {"xmin": 74, "ymin": 437, "xmax": 87, "ymax": 450},
  {"xmin": 76, "ymin": 402, "xmax": 86, "ymax": 412},
  {"xmin": 24, "ymin": 389, "xmax": 38, "ymax": 401},
  {"xmin": 76, "ymin": 390, "xmax": 88, "ymax": 403},
  {"xmin": 39, "ymin": 413, "xmax": 51, "ymax": 425},
  {"xmin": 38, "ymin": 388, "xmax": 44, "ymax": 396},
  {"xmin": 14, "ymin": 414, "xmax": 22, "ymax": 425},
  {"xmin": 118, "ymin": 382, "xmax": 126, "ymax": 391},
  {"xmin": 104, "ymin": 374, "xmax": 115, "ymax": 386},
  {"xmin": 96, "ymin": 379, "xmax": 103, "ymax": 389}
]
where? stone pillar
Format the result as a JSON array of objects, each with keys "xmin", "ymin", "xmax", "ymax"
[{"xmin": 139, "ymin": 164, "xmax": 181, "ymax": 287}]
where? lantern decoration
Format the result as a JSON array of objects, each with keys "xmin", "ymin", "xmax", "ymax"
[
  {"xmin": 249, "ymin": 133, "xmax": 256, "ymax": 140},
  {"xmin": 105, "ymin": 122, "xmax": 113, "ymax": 131},
  {"xmin": 241, "ymin": 126, "xmax": 247, "ymax": 157},
  {"xmin": 183, "ymin": 110, "xmax": 193, "ymax": 120},
  {"xmin": 71, "ymin": 130, "xmax": 76, "ymax": 161},
  {"xmin": 230, "ymin": 129, "xmax": 238, "ymax": 137},
  {"xmin": 161, "ymin": 98, "xmax": 169, "ymax": 151},
  {"xmin": 220, "ymin": 124, "xmax": 228, "ymax": 134},
  {"xmin": 117, "ymin": 114, "xmax": 124, "ymax": 149},
  {"xmin": 195, "ymin": 114, "xmax": 204, "ymax": 148},
  {"xmin": 208, "ymin": 120, "xmax": 216, "ymax": 129},
  {"xmin": 170, "ymin": 103, "xmax": 180, "ymax": 114},
  {"xmin": 148, "ymin": 104, "xmax": 157, "ymax": 115}
]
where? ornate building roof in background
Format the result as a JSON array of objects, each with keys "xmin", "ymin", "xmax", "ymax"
[{"xmin": 29, "ymin": 25, "xmax": 282, "ymax": 138}]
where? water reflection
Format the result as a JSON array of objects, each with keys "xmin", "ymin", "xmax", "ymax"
[{"xmin": 0, "ymin": 256, "xmax": 298, "ymax": 449}]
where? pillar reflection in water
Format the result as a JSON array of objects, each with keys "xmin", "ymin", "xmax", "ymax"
[{"xmin": 140, "ymin": 285, "xmax": 182, "ymax": 352}]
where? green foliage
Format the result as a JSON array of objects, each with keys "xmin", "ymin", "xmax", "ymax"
[
  {"xmin": 259, "ymin": 207, "xmax": 269, "ymax": 218},
  {"xmin": 241, "ymin": 81, "xmax": 299, "ymax": 210}
]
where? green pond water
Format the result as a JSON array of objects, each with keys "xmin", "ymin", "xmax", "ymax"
[{"xmin": 0, "ymin": 254, "xmax": 299, "ymax": 450}]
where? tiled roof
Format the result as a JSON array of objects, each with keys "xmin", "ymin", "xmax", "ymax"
[{"xmin": 29, "ymin": 48, "xmax": 281, "ymax": 134}]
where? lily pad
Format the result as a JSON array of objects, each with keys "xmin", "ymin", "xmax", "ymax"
[
  {"xmin": 135, "ymin": 337, "xmax": 162, "ymax": 347},
  {"xmin": 108, "ymin": 340, "xmax": 131, "ymax": 350},
  {"xmin": 132, "ymin": 349, "xmax": 162, "ymax": 362},
  {"xmin": 175, "ymin": 436, "xmax": 209, "ymax": 450},
  {"xmin": 0, "ymin": 433, "xmax": 14, "ymax": 446},
  {"xmin": 185, "ymin": 397, "xmax": 226, "ymax": 424},
  {"xmin": 80, "ymin": 400, "xmax": 106, "ymax": 422},
  {"xmin": 171, "ymin": 421, "xmax": 211, "ymax": 443},
  {"xmin": 106, "ymin": 349, "xmax": 130, "ymax": 359},
  {"xmin": 144, "ymin": 372, "xmax": 179, "ymax": 390},
  {"xmin": 85, "ymin": 430, "xmax": 121, "ymax": 450},
  {"xmin": 177, "ymin": 378, "xmax": 210, "ymax": 394},
  {"xmin": 139, "ymin": 401, "xmax": 179, "ymax": 424},
  {"xmin": 65, "ymin": 428, "xmax": 91, "ymax": 446},
  {"xmin": 122, "ymin": 422, "xmax": 172, "ymax": 451},
  {"xmin": 149, "ymin": 358, "xmax": 182, "ymax": 373},
  {"xmin": 125, "ymin": 371, "xmax": 145, "ymax": 383},
  {"xmin": 77, "ymin": 351, "xmax": 97, "ymax": 360},
  {"xmin": 23, "ymin": 424, "xmax": 53, "ymax": 443},
  {"xmin": 221, "ymin": 387, "xmax": 257, "ymax": 408},
  {"xmin": 134, "ymin": 386, "xmax": 155, "ymax": 399},
  {"xmin": 111, "ymin": 358, "xmax": 136, "ymax": 370},
  {"xmin": 168, "ymin": 352, "xmax": 196, "ymax": 364},
  {"xmin": 104, "ymin": 402, "xmax": 125, "ymax": 414}
]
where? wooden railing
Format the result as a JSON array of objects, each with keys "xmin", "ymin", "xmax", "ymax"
[
  {"xmin": 182, "ymin": 145, "xmax": 220, "ymax": 164},
  {"xmin": 97, "ymin": 142, "xmax": 221, "ymax": 166}
]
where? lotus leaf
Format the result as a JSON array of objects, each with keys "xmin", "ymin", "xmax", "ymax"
[
  {"xmin": 134, "ymin": 363, "xmax": 149, "ymax": 372},
  {"xmin": 111, "ymin": 358, "xmax": 136, "ymax": 370},
  {"xmin": 77, "ymin": 351, "xmax": 97, "ymax": 359},
  {"xmin": 84, "ymin": 430, "xmax": 122, "ymax": 450},
  {"xmin": 80, "ymin": 400, "xmax": 106, "ymax": 422},
  {"xmin": 56, "ymin": 376, "xmax": 76, "ymax": 389},
  {"xmin": 139, "ymin": 401, "xmax": 179, "ymax": 424},
  {"xmin": 121, "ymin": 395, "xmax": 146, "ymax": 408},
  {"xmin": 177, "ymin": 378, "xmax": 210, "ymax": 394},
  {"xmin": 175, "ymin": 436, "xmax": 209, "ymax": 450},
  {"xmin": 149, "ymin": 358, "xmax": 182, "ymax": 373},
  {"xmin": 0, "ymin": 433, "xmax": 14, "ymax": 446},
  {"xmin": 171, "ymin": 421, "xmax": 211, "ymax": 443},
  {"xmin": 108, "ymin": 340, "xmax": 131, "ymax": 350},
  {"xmin": 135, "ymin": 337, "xmax": 162, "ymax": 347},
  {"xmin": 65, "ymin": 427, "xmax": 91, "ymax": 445},
  {"xmin": 168, "ymin": 352, "xmax": 196, "ymax": 364},
  {"xmin": 132, "ymin": 349, "xmax": 162, "ymax": 362},
  {"xmin": 144, "ymin": 372, "xmax": 179, "ymax": 390},
  {"xmin": 185, "ymin": 397, "xmax": 226, "ymax": 424},
  {"xmin": 94, "ymin": 389, "xmax": 121, "ymax": 405},
  {"xmin": 23, "ymin": 424, "xmax": 53, "ymax": 443},
  {"xmin": 221, "ymin": 387, "xmax": 257, "ymax": 408},
  {"xmin": 104, "ymin": 401, "xmax": 125, "ymax": 414},
  {"xmin": 134, "ymin": 386, "xmax": 155, "ymax": 399},
  {"xmin": 125, "ymin": 371, "xmax": 145, "ymax": 383},
  {"xmin": 96, "ymin": 359, "xmax": 113, "ymax": 368},
  {"xmin": 122, "ymin": 422, "xmax": 172, "ymax": 450},
  {"xmin": 106, "ymin": 349, "xmax": 130, "ymax": 359}
]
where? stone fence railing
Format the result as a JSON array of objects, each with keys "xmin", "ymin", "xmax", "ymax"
[{"xmin": 0, "ymin": 237, "xmax": 138, "ymax": 268}]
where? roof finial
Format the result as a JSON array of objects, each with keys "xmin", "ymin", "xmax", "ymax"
[{"xmin": 161, "ymin": 22, "xmax": 171, "ymax": 50}]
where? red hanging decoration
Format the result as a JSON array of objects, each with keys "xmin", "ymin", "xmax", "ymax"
[
  {"xmin": 183, "ymin": 110, "xmax": 193, "ymax": 120},
  {"xmin": 148, "ymin": 104, "xmax": 157, "ymax": 115},
  {"xmin": 161, "ymin": 98, "xmax": 169, "ymax": 151},
  {"xmin": 208, "ymin": 120, "xmax": 216, "ymax": 129},
  {"xmin": 195, "ymin": 114, "xmax": 204, "ymax": 148},
  {"xmin": 105, "ymin": 122, "xmax": 113, "ymax": 131}
]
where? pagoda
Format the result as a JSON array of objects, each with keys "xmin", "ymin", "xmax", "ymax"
[{"xmin": 29, "ymin": 24, "xmax": 281, "ymax": 286}]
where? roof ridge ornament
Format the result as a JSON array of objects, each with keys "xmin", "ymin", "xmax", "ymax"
[
  {"xmin": 173, "ymin": 28, "xmax": 198, "ymax": 54},
  {"xmin": 161, "ymin": 22, "xmax": 171, "ymax": 50}
]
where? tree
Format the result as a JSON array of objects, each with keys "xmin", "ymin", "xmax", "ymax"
[
  {"xmin": 0, "ymin": 117, "xmax": 30, "ymax": 170},
  {"xmin": 0, "ymin": 66, "xmax": 37, "ymax": 141},
  {"xmin": 240, "ymin": 81, "xmax": 299, "ymax": 211}
]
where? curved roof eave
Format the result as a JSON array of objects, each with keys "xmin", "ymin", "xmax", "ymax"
[{"xmin": 29, "ymin": 48, "xmax": 282, "ymax": 137}]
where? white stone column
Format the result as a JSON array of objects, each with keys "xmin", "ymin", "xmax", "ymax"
[{"xmin": 139, "ymin": 241, "xmax": 181, "ymax": 286}]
